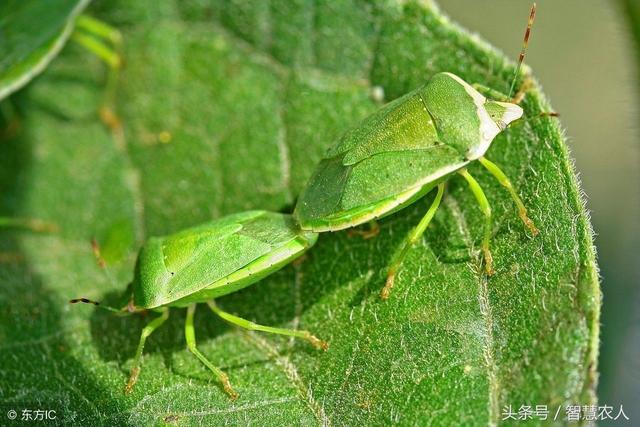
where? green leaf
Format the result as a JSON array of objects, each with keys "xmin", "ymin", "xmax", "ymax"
[
  {"xmin": 0, "ymin": 0, "xmax": 90, "ymax": 101},
  {"xmin": 0, "ymin": 1, "xmax": 600, "ymax": 425}
]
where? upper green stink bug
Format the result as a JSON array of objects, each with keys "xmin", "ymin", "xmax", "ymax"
[
  {"xmin": 294, "ymin": 4, "xmax": 543, "ymax": 299},
  {"xmin": 71, "ymin": 210, "xmax": 326, "ymax": 400}
]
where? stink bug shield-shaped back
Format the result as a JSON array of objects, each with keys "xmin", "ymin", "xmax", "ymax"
[
  {"xmin": 71, "ymin": 211, "xmax": 326, "ymax": 400},
  {"xmin": 294, "ymin": 4, "xmax": 543, "ymax": 299}
]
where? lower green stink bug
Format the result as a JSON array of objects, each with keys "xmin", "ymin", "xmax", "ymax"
[
  {"xmin": 71, "ymin": 210, "xmax": 326, "ymax": 400},
  {"xmin": 294, "ymin": 4, "xmax": 544, "ymax": 299}
]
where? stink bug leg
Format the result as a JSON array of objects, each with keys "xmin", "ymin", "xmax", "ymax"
[
  {"xmin": 185, "ymin": 304, "xmax": 239, "ymax": 400},
  {"xmin": 459, "ymin": 170, "xmax": 495, "ymax": 276},
  {"xmin": 207, "ymin": 301, "xmax": 329, "ymax": 351},
  {"xmin": 381, "ymin": 183, "xmax": 445, "ymax": 300},
  {"xmin": 347, "ymin": 220, "xmax": 380, "ymax": 239},
  {"xmin": 125, "ymin": 308, "xmax": 170, "ymax": 393},
  {"xmin": 479, "ymin": 157, "xmax": 538, "ymax": 236}
]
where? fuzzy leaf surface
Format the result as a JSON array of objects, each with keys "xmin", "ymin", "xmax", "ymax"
[{"xmin": 0, "ymin": 1, "xmax": 599, "ymax": 425}]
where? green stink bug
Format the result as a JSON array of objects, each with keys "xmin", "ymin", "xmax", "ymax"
[
  {"xmin": 71, "ymin": 210, "xmax": 326, "ymax": 400},
  {"xmin": 294, "ymin": 4, "xmax": 543, "ymax": 299}
]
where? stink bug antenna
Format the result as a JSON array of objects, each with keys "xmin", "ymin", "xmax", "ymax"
[
  {"xmin": 508, "ymin": 3, "xmax": 537, "ymax": 98},
  {"xmin": 69, "ymin": 297, "xmax": 125, "ymax": 313}
]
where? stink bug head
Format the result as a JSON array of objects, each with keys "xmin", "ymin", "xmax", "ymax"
[{"xmin": 484, "ymin": 101, "xmax": 523, "ymax": 131}]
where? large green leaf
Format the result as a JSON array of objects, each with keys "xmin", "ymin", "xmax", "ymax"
[
  {"xmin": 0, "ymin": 0, "xmax": 90, "ymax": 100},
  {"xmin": 0, "ymin": 1, "xmax": 600, "ymax": 425}
]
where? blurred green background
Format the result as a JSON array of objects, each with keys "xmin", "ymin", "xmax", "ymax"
[{"xmin": 440, "ymin": 0, "xmax": 640, "ymax": 420}]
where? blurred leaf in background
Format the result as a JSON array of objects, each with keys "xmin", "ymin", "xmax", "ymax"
[
  {"xmin": 0, "ymin": 1, "xmax": 601, "ymax": 425},
  {"xmin": 0, "ymin": 0, "xmax": 90, "ymax": 100}
]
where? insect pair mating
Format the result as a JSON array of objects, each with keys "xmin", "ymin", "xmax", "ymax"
[{"xmin": 71, "ymin": 4, "xmax": 549, "ymax": 400}]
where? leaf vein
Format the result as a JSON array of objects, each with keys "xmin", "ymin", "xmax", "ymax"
[
  {"xmin": 244, "ymin": 331, "xmax": 331, "ymax": 427},
  {"xmin": 445, "ymin": 193, "xmax": 500, "ymax": 426}
]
